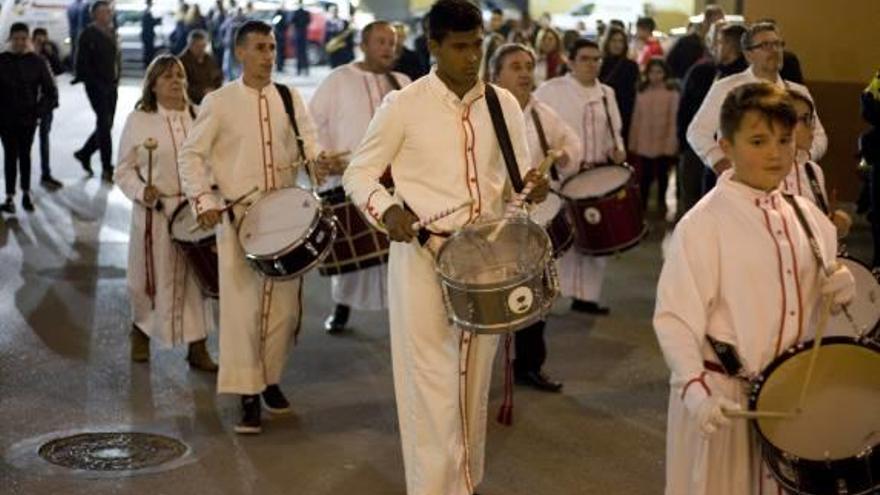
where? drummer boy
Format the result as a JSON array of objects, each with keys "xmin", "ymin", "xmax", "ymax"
[{"xmin": 652, "ymin": 81, "xmax": 855, "ymax": 494}]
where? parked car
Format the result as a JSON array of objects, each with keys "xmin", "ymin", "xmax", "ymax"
[{"xmin": 3, "ymin": 0, "xmax": 71, "ymax": 58}]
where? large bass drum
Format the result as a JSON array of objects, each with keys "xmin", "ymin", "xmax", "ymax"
[
  {"xmin": 435, "ymin": 216, "xmax": 559, "ymax": 334},
  {"xmin": 748, "ymin": 336, "xmax": 880, "ymax": 494},
  {"xmin": 169, "ymin": 201, "xmax": 219, "ymax": 298},
  {"xmin": 829, "ymin": 256, "xmax": 880, "ymax": 339}
]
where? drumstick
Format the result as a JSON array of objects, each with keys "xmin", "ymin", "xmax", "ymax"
[
  {"xmin": 143, "ymin": 138, "xmax": 158, "ymax": 188},
  {"xmin": 410, "ymin": 199, "xmax": 474, "ymax": 231},
  {"xmin": 486, "ymin": 150, "xmax": 561, "ymax": 243},
  {"xmin": 796, "ymin": 294, "xmax": 834, "ymax": 412},
  {"xmin": 188, "ymin": 186, "xmax": 259, "ymax": 233},
  {"xmin": 722, "ymin": 409, "xmax": 797, "ymax": 420}
]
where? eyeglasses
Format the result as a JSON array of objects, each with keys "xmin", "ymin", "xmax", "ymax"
[
  {"xmin": 748, "ymin": 40, "xmax": 785, "ymax": 51},
  {"xmin": 796, "ymin": 113, "xmax": 814, "ymax": 126}
]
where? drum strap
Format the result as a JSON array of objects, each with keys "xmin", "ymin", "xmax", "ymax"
[
  {"xmin": 783, "ymin": 194, "xmax": 831, "ymax": 273},
  {"xmin": 705, "ymin": 335, "xmax": 745, "ymax": 377},
  {"xmin": 802, "ymin": 162, "xmax": 830, "ymax": 214},
  {"xmin": 274, "ymin": 83, "xmax": 307, "ymax": 161},
  {"xmin": 600, "ymin": 88, "xmax": 619, "ymax": 152},
  {"xmin": 385, "ymin": 72, "xmax": 401, "ymax": 91},
  {"xmin": 485, "ymin": 84, "xmax": 524, "ymax": 193},
  {"xmin": 530, "ymin": 108, "xmax": 559, "ymax": 181}
]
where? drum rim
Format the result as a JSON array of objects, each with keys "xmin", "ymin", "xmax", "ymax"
[
  {"xmin": 572, "ymin": 223, "xmax": 647, "ymax": 257},
  {"xmin": 238, "ymin": 187, "xmax": 326, "ymax": 260},
  {"xmin": 169, "ymin": 200, "xmax": 216, "ymax": 244},
  {"xmin": 246, "ymin": 215, "xmax": 338, "ymax": 279},
  {"xmin": 557, "ymin": 164, "xmax": 633, "ymax": 201},
  {"xmin": 449, "ymin": 295, "xmax": 555, "ymax": 334}
]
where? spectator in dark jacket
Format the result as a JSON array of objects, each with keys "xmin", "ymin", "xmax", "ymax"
[
  {"xmin": 324, "ymin": 6, "xmax": 354, "ymax": 68},
  {"xmin": 67, "ymin": 0, "xmax": 86, "ymax": 64},
  {"xmin": 665, "ymin": 5, "xmax": 725, "ymax": 80},
  {"xmin": 179, "ymin": 29, "xmax": 222, "ymax": 104},
  {"xmin": 74, "ymin": 0, "xmax": 121, "ymax": 182},
  {"xmin": 0, "ymin": 23, "xmax": 58, "ymax": 213},
  {"xmin": 272, "ymin": 6, "xmax": 290, "ymax": 71},
  {"xmin": 392, "ymin": 22, "xmax": 427, "ymax": 80},
  {"xmin": 32, "ymin": 28, "xmax": 64, "ymax": 190},
  {"xmin": 141, "ymin": 0, "xmax": 162, "ymax": 68},
  {"xmin": 599, "ymin": 26, "xmax": 639, "ymax": 146},
  {"xmin": 291, "ymin": 0, "xmax": 311, "ymax": 75}
]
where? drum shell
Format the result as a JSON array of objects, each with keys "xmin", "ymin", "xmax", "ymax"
[
  {"xmin": 560, "ymin": 166, "xmax": 647, "ymax": 256},
  {"xmin": 748, "ymin": 336, "xmax": 880, "ymax": 495},
  {"xmin": 169, "ymin": 202, "xmax": 219, "ymax": 299},
  {"xmin": 317, "ymin": 186, "xmax": 389, "ymax": 276},
  {"xmin": 544, "ymin": 206, "xmax": 575, "ymax": 259}
]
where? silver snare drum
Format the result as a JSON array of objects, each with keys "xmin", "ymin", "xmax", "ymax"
[{"xmin": 435, "ymin": 216, "xmax": 559, "ymax": 334}]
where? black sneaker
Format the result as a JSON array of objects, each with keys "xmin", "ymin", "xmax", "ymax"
[
  {"xmin": 571, "ymin": 299, "xmax": 610, "ymax": 316},
  {"xmin": 0, "ymin": 197, "xmax": 15, "ymax": 214},
  {"xmin": 261, "ymin": 384, "xmax": 292, "ymax": 414},
  {"xmin": 21, "ymin": 194, "xmax": 34, "ymax": 212},
  {"xmin": 40, "ymin": 175, "xmax": 63, "ymax": 190},
  {"xmin": 101, "ymin": 169, "xmax": 114, "ymax": 184},
  {"xmin": 73, "ymin": 150, "xmax": 93, "ymax": 176},
  {"xmin": 234, "ymin": 395, "xmax": 262, "ymax": 434},
  {"xmin": 323, "ymin": 304, "xmax": 350, "ymax": 334}
]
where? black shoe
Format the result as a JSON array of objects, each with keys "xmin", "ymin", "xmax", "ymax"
[
  {"xmin": 21, "ymin": 194, "xmax": 34, "ymax": 212},
  {"xmin": 40, "ymin": 175, "xmax": 63, "ymax": 190},
  {"xmin": 0, "ymin": 197, "xmax": 15, "ymax": 214},
  {"xmin": 101, "ymin": 168, "xmax": 114, "ymax": 183},
  {"xmin": 74, "ymin": 150, "xmax": 93, "ymax": 176},
  {"xmin": 234, "ymin": 395, "xmax": 262, "ymax": 434},
  {"xmin": 571, "ymin": 299, "xmax": 610, "ymax": 315},
  {"xmin": 515, "ymin": 370, "xmax": 563, "ymax": 393},
  {"xmin": 323, "ymin": 304, "xmax": 350, "ymax": 334},
  {"xmin": 261, "ymin": 384, "xmax": 292, "ymax": 414}
]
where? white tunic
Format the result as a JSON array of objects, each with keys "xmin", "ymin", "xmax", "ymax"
[
  {"xmin": 780, "ymin": 153, "xmax": 828, "ymax": 211},
  {"xmin": 654, "ymin": 170, "xmax": 839, "ymax": 494},
  {"xmin": 343, "ymin": 71, "xmax": 531, "ymax": 495},
  {"xmin": 523, "ymin": 96, "xmax": 582, "ymax": 183},
  {"xmin": 114, "ymin": 106, "xmax": 212, "ymax": 347},
  {"xmin": 309, "ymin": 63, "xmax": 410, "ymax": 310},
  {"xmin": 534, "ymin": 75, "xmax": 626, "ymax": 302},
  {"xmin": 686, "ymin": 66, "xmax": 828, "ymax": 168},
  {"xmin": 179, "ymin": 79, "xmax": 318, "ymax": 395}
]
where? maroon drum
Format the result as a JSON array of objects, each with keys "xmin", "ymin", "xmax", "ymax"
[
  {"xmin": 528, "ymin": 192, "xmax": 573, "ymax": 258},
  {"xmin": 317, "ymin": 186, "xmax": 390, "ymax": 276},
  {"xmin": 558, "ymin": 164, "xmax": 646, "ymax": 256},
  {"xmin": 169, "ymin": 202, "xmax": 219, "ymax": 298}
]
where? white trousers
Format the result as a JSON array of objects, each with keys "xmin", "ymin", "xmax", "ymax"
[
  {"xmin": 388, "ymin": 241, "xmax": 499, "ymax": 495},
  {"xmin": 558, "ymin": 249, "xmax": 607, "ymax": 302},
  {"xmin": 216, "ymin": 215, "xmax": 302, "ymax": 395},
  {"xmin": 330, "ymin": 263, "xmax": 388, "ymax": 310}
]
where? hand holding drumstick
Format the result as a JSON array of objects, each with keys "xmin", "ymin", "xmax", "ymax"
[
  {"xmin": 193, "ymin": 186, "xmax": 260, "ymax": 232},
  {"xmin": 142, "ymin": 138, "xmax": 160, "ymax": 206}
]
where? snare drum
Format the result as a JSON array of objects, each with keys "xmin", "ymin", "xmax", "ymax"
[
  {"xmin": 317, "ymin": 186, "xmax": 389, "ymax": 276},
  {"xmin": 559, "ymin": 164, "xmax": 647, "ymax": 256},
  {"xmin": 829, "ymin": 257, "xmax": 880, "ymax": 338},
  {"xmin": 169, "ymin": 201, "xmax": 219, "ymax": 298},
  {"xmin": 529, "ymin": 192, "xmax": 574, "ymax": 258},
  {"xmin": 435, "ymin": 216, "xmax": 559, "ymax": 334},
  {"xmin": 749, "ymin": 336, "xmax": 880, "ymax": 495},
  {"xmin": 237, "ymin": 187, "xmax": 336, "ymax": 279}
]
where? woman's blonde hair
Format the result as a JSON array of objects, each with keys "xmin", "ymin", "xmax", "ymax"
[{"xmin": 136, "ymin": 54, "xmax": 189, "ymax": 113}]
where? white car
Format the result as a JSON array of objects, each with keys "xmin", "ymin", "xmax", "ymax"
[{"xmin": 552, "ymin": 1, "xmax": 644, "ymax": 36}]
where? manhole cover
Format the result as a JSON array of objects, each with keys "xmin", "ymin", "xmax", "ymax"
[{"xmin": 37, "ymin": 432, "xmax": 188, "ymax": 471}]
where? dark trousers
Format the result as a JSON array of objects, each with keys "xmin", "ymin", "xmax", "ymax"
[
  {"xmin": 1, "ymin": 124, "xmax": 38, "ymax": 196},
  {"xmin": 80, "ymin": 82, "xmax": 118, "ymax": 171},
  {"xmin": 142, "ymin": 39, "xmax": 155, "ymax": 69},
  {"xmin": 514, "ymin": 320, "xmax": 547, "ymax": 375},
  {"xmin": 636, "ymin": 155, "xmax": 673, "ymax": 210},
  {"xmin": 294, "ymin": 36, "xmax": 309, "ymax": 75},
  {"xmin": 676, "ymin": 147, "xmax": 705, "ymax": 219},
  {"xmin": 275, "ymin": 34, "xmax": 286, "ymax": 71},
  {"xmin": 38, "ymin": 111, "xmax": 53, "ymax": 177}
]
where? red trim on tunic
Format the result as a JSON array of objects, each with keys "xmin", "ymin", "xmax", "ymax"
[
  {"xmin": 758, "ymin": 199, "xmax": 789, "ymax": 358},
  {"xmin": 362, "ymin": 76, "xmax": 376, "ymax": 116},
  {"xmin": 463, "ymin": 97, "xmax": 484, "ymax": 221},
  {"xmin": 365, "ymin": 189, "xmax": 382, "ymax": 221},
  {"xmin": 257, "ymin": 94, "xmax": 270, "ymax": 190},
  {"xmin": 681, "ymin": 371, "xmax": 711, "ymax": 400},
  {"xmin": 457, "ymin": 331, "xmax": 475, "ymax": 493},
  {"xmin": 265, "ymin": 94, "xmax": 277, "ymax": 190},
  {"xmin": 778, "ymin": 202, "xmax": 805, "ymax": 343},
  {"xmin": 460, "ymin": 106, "xmax": 476, "ymax": 223}
]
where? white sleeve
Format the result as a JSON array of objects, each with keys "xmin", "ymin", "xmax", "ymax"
[
  {"xmin": 289, "ymin": 85, "xmax": 320, "ymax": 161},
  {"xmin": 687, "ymin": 80, "xmax": 727, "ymax": 168},
  {"xmin": 342, "ymin": 92, "xmax": 404, "ymax": 227},
  {"xmin": 307, "ymin": 76, "xmax": 335, "ymax": 150},
  {"xmin": 179, "ymin": 92, "xmax": 225, "ymax": 214},
  {"xmin": 653, "ymin": 215, "xmax": 721, "ymax": 387},
  {"xmin": 810, "ymin": 107, "xmax": 828, "ymax": 161},
  {"xmin": 113, "ymin": 112, "xmax": 148, "ymax": 205},
  {"xmin": 543, "ymin": 105, "xmax": 582, "ymax": 179}
]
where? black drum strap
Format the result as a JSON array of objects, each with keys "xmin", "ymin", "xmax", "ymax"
[
  {"xmin": 802, "ymin": 162, "xmax": 830, "ymax": 214},
  {"xmin": 385, "ymin": 72, "xmax": 401, "ymax": 91},
  {"xmin": 274, "ymin": 83, "xmax": 307, "ymax": 161},
  {"xmin": 600, "ymin": 87, "xmax": 619, "ymax": 152},
  {"xmin": 530, "ymin": 107, "xmax": 559, "ymax": 181},
  {"xmin": 485, "ymin": 84, "xmax": 524, "ymax": 193},
  {"xmin": 783, "ymin": 194, "xmax": 830, "ymax": 273}
]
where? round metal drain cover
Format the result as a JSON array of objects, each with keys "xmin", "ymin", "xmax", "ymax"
[{"xmin": 38, "ymin": 432, "xmax": 188, "ymax": 471}]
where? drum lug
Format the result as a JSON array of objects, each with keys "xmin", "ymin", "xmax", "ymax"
[
  {"xmin": 835, "ymin": 478, "xmax": 848, "ymax": 494},
  {"xmin": 273, "ymin": 259, "xmax": 287, "ymax": 276},
  {"xmin": 304, "ymin": 242, "xmax": 319, "ymax": 257}
]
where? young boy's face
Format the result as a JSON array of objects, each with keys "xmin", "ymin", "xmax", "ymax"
[
  {"xmin": 792, "ymin": 99, "xmax": 814, "ymax": 154},
  {"xmin": 721, "ymin": 110, "xmax": 795, "ymax": 191}
]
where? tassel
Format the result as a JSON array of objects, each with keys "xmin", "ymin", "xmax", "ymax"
[
  {"xmin": 144, "ymin": 209, "xmax": 156, "ymax": 309},
  {"xmin": 496, "ymin": 333, "xmax": 514, "ymax": 426}
]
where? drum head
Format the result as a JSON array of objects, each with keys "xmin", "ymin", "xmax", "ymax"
[
  {"xmin": 238, "ymin": 188, "xmax": 319, "ymax": 257},
  {"xmin": 529, "ymin": 192, "xmax": 563, "ymax": 227},
  {"xmin": 436, "ymin": 217, "xmax": 550, "ymax": 287},
  {"xmin": 755, "ymin": 339, "xmax": 880, "ymax": 461},
  {"xmin": 170, "ymin": 202, "xmax": 213, "ymax": 243},
  {"xmin": 829, "ymin": 257, "xmax": 880, "ymax": 337},
  {"xmin": 560, "ymin": 165, "xmax": 631, "ymax": 199}
]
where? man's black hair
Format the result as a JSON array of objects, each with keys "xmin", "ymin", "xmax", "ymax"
[
  {"xmin": 426, "ymin": 0, "xmax": 482, "ymax": 43},
  {"xmin": 9, "ymin": 22, "xmax": 29, "ymax": 37},
  {"xmin": 568, "ymin": 38, "xmax": 599, "ymax": 62},
  {"xmin": 235, "ymin": 19, "xmax": 272, "ymax": 47}
]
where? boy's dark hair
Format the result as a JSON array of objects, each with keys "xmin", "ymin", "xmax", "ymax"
[
  {"xmin": 741, "ymin": 22, "xmax": 777, "ymax": 52},
  {"xmin": 234, "ymin": 20, "xmax": 272, "ymax": 47},
  {"xmin": 720, "ymin": 24, "xmax": 746, "ymax": 53},
  {"xmin": 32, "ymin": 27, "xmax": 48, "ymax": 38},
  {"xmin": 720, "ymin": 82, "xmax": 796, "ymax": 141},
  {"xmin": 568, "ymin": 38, "xmax": 599, "ymax": 62},
  {"xmin": 638, "ymin": 57, "xmax": 674, "ymax": 91},
  {"xmin": 9, "ymin": 22, "xmax": 29, "ymax": 37},
  {"xmin": 636, "ymin": 16, "xmax": 656, "ymax": 32},
  {"xmin": 787, "ymin": 88, "xmax": 815, "ymax": 115},
  {"xmin": 426, "ymin": 0, "xmax": 482, "ymax": 43},
  {"xmin": 90, "ymin": 0, "xmax": 110, "ymax": 16}
]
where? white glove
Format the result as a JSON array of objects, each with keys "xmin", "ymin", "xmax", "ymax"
[
  {"xmin": 683, "ymin": 379, "xmax": 740, "ymax": 437},
  {"xmin": 822, "ymin": 264, "xmax": 856, "ymax": 309}
]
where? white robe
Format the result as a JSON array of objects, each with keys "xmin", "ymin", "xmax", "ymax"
[
  {"xmin": 523, "ymin": 97, "xmax": 582, "ymax": 184},
  {"xmin": 780, "ymin": 152, "xmax": 829, "ymax": 211},
  {"xmin": 687, "ymin": 66, "xmax": 827, "ymax": 169},
  {"xmin": 309, "ymin": 62, "xmax": 411, "ymax": 310},
  {"xmin": 343, "ymin": 72, "xmax": 532, "ymax": 495},
  {"xmin": 179, "ymin": 79, "xmax": 318, "ymax": 395},
  {"xmin": 534, "ymin": 75, "xmax": 625, "ymax": 302},
  {"xmin": 654, "ymin": 170, "xmax": 840, "ymax": 494},
  {"xmin": 115, "ymin": 106, "xmax": 214, "ymax": 348}
]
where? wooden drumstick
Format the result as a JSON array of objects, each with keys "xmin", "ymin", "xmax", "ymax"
[
  {"xmin": 796, "ymin": 294, "xmax": 834, "ymax": 412},
  {"xmin": 487, "ymin": 150, "xmax": 562, "ymax": 243},
  {"xmin": 143, "ymin": 138, "xmax": 158, "ymax": 188},
  {"xmin": 410, "ymin": 199, "xmax": 474, "ymax": 231},
  {"xmin": 188, "ymin": 186, "xmax": 259, "ymax": 233},
  {"xmin": 723, "ymin": 409, "xmax": 797, "ymax": 420}
]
